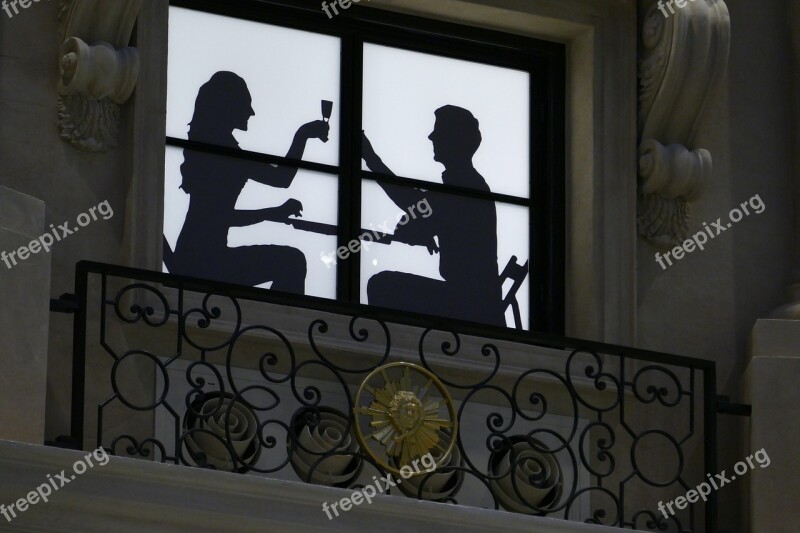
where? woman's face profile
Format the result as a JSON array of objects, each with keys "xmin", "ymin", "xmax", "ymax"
[{"xmin": 233, "ymin": 89, "xmax": 255, "ymax": 132}]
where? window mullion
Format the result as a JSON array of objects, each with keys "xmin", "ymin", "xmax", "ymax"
[{"xmin": 336, "ymin": 32, "xmax": 363, "ymax": 303}]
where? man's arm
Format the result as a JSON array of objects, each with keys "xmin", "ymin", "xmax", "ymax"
[
  {"xmin": 361, "ymin": 132, "xmax": 437, "ymax": 253},
  {"xmin": 361, "ymin": 131, "xmax": 424, "ymax": 209}
]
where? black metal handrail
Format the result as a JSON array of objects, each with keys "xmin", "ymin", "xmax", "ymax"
[{"xmin": 67, "ymin": 260, "xmax": 717, "ymax": 531}]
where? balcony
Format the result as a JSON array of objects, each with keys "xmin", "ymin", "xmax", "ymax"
[{"xmin": 55, "ymin": 261, "xmax": 716, "ymax": 531}]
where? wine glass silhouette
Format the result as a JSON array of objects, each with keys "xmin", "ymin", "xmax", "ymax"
[
  {"xmin": 321, "ymin": 100, "xmax": 333, "ymax": 142},
  {"xmin": 321, "ymin": 100, "xmax": 333, "ymax": 122}
]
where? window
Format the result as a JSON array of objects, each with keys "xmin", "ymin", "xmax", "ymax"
[{"xmin": 163, "ymin": 0, "xmax": 564, "ymax": 332}]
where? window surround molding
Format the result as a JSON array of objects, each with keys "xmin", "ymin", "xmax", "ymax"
[{"xmin": 127, "ymin": 0, "xmax": 639, "ymax": 344}]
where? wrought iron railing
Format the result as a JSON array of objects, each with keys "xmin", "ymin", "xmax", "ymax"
[{"xmin": 66, "ymin": 261, "xmax": 717, "ymax": 531}]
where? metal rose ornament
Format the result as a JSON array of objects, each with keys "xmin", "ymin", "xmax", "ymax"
[
  {"xmin": 182, "ymin": 392, "xmax": 261, "ymax": 472},
  {"xmin": 288, "ymin": 406, "xmax": 362, "ymax": 487},
  {"xmin": 488, "ymin": 435, "xmax": 563, "ymax": 514}
]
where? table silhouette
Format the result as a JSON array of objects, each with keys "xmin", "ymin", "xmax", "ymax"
[{"xmin": 273, "ymin": 217, "xmax": 409, "ymax": 246}]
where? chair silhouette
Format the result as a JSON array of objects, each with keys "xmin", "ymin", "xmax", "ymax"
[{"xmin": 499, "ymin": 255, "xmax": 529, "ymax": 330}]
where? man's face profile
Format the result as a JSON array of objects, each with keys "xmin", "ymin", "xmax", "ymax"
[{"xmin": 428, "ymin": 118, "xmax": 447, "ymax": 163}]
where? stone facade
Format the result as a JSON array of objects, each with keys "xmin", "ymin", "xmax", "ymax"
[{"xmin": 0, "ymin": 0, "xmax": 797, "ymax": 530}]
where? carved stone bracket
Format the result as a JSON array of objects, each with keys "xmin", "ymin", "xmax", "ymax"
[
  {"xmin": 637, "ymin": 0, "xmax": 730, "ymax": 249},
  {"xmin": 57, "ymin": 0, "xmax": 143, "ymax": 152}
]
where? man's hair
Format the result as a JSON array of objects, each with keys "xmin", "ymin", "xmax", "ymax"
[{"xmin": 434, "ymin": 105, "xmax": 482, "ymax": 157}]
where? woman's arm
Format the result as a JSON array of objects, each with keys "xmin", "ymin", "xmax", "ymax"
[
  {"xmin": 248, "ymin": 121, "xmax": 330, "ymax": 189},
  {"xmin": 228, "ymin": 199, "xmax": 303, "ymax": 227}
]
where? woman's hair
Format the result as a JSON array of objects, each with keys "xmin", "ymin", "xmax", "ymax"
[
  {"xmin": 187, "ymin": 71, "xmax": 249, "ymax": 145},
  {"xmin": 180, "ymin": 72, "xmax": 249, "ymax": 193}
]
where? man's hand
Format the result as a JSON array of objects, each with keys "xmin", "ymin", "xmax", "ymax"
[
  {"xmin": 299, "ymin": 120, "xmax": 329, "ymax": 143},
  {"xmin": 393, "ymin": 217, "xmax": 438, "ymax": 255},
  {"xmin": 275, "ymin": 199, "xmax": 303, "ymax": 221}
]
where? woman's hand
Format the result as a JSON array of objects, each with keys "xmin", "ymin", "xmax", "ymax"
[
  {"xmin": 276, "ymin": 199, "xmax": 303, "ymax": 221},
  {"xmin": 299, "ymin": 120, "xmax": 329, "ymax": 143}
]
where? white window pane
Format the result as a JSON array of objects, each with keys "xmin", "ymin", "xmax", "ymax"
[
  {"xmin": 362, "ymin": 44, "xmax": 530, "ymax": 198},
  {"xmin": 497, "ymin": 203, "xmax": 530, "ymax": 329},
  {"xmin": 163, "ymin": 146, "xmax": 338, "ymax": 299},
  {"xmin": 167, "ymin": 7, "xmax": 340, "ymax": 166},
  {"xmin": 359, "ymin": 182, "xmax": 529, "ymax": 328}
]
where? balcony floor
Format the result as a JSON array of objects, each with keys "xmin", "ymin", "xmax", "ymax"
[{"xmin": 0, "ymin": 440, "xmax": 621, "ymax": 532}]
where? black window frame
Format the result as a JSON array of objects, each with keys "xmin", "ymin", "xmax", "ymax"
[{"xmin": 166, "ymin": 0, "xmax": 565, "ymax": 334}]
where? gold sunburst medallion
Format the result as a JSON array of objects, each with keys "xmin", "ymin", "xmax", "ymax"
[{"xmin": 354, "ymin": 362, "xmax": 457, "ymax": 475}]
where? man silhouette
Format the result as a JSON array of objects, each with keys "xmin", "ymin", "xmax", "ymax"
[
  {"xmin": 361, "ymin": 105, "xmax": 505, "ymax": 326},
  {"xmin": 171, "ymin": 71, "xmax": 329, "ymax": 294}
]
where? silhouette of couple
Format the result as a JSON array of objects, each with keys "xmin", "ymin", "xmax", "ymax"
[{"xmin": 172, "ymin": 71, "xmax": 505, "ymax": 326}]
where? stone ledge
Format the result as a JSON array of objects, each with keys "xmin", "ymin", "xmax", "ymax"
[
  {"xmin": 749, "ymin": 319, "xmax": 800, "ymax": 359},
  {"xmin": 0, "ymin": 186, "xmax": 45, "ymax": 239},
  {"xmin": 0, "ymin": 440, "xmax": 619, "ymax": 532},
  {"xmin": 0, "ymin": 187, "xmax": 49, "ymax": 445},
  {"xmin": 745, "ymin": 319, "xmax": 800, "ymax": 531}
]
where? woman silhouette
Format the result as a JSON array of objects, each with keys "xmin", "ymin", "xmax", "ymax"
[{"xmin": 172, "ymin": 71, "xmax": 329, "ymax": 294}]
